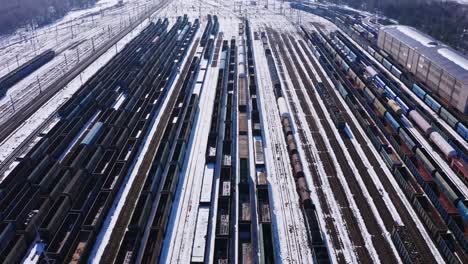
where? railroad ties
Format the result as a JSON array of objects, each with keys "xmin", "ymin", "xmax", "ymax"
[
  {"xmin": 262, "ymin": 28, "xmax": 331, "ymax": 263},
  {"xmin": 303, "ymin": 25, "xmax": 467, "ymax": 263},
  {"xmin": 1, "ymin": 8, "xmax": 466, "ymax": 264},
  {"xmin": 0, "ymin": 16, "xmax": 199, "ymax": 263}
]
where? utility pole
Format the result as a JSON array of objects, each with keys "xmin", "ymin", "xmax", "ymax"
[
  {"xmin": 10, "ymin": 95, "xmax": 15, "ymax": 112},
  {"xmin": 37, "ymin": 76, "xmax": 42, "ymax": 93},
  {"xmin": 64, "ymin": 53, "xmax": 68, "ymax": 67}
]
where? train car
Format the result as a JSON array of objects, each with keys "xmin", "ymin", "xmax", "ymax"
[
  {"xmin": 399, "ymin": 129, "xmax": 419, "ymax": 152},
  {"xmin": 388, "ymin": 99, "xmax": 402, "ymax": 115},
  {"xmin": 374, "ymin": 76, "xmax": 386, "ymax": 90},
  {"xmin": 390, "ymin": 66, "xmax": 402, "ymax": 79},
  {"xmin": 0, "ymin": 49, "xmax": 55, "ymax": 96},
  {"xmin": 391, "ymin": 225, "xmax": 423, "ymax": 264},
  {"xmin": 395, "ymin": 97, "xmax": 410, "ymax": 115},
  {"xmin": 411, "ymin": 83, "xmax": 426, "ymax": 100},
  {"xmin": 408, "ymin": 110, "xmax": 432, "ymax": 135},
  {"xmin": 429, "ymin": 132, "xmax": 457, "ymax": 160},
  {"xmin": 455, "ymin": 123, "xmax": 467, "ymax": 140},
  {"xmin": 424, "ymin": 95, "xmax": 442, "ymax": 114}
]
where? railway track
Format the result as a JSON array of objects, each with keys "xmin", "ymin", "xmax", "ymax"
[
  {"xmin": 245, "ymin": 21, "xmax": 277, "ymax": 264},
  {"xmin": 96, "ymin": 19, "xmax": 200, "ymax": 263},
  {"xmin": 0, "ymin": 0, "xmax": 171, "ymax": 181},
  {"xmin": 260, "ymin": 28, "xmax": 317, "ymax": 263},
  {"xmin": 0, "ymin": 16, "xmax": 201, "ymax": 263},
  {"xmin": 0, "ymin": 0, "xmax": 169, "ymax": 144},
  {"xmin": 304, "ymin": 26, "xmax": 467, "ymax": 262},
  {"xmin": 282, "ymin": 32, "xmax": 403, "ymax": 260},
  {"xmin": 299, "ymin": 29, "xmax": 442, "ymax": 263},
  {"xmin": 267, "ymin": 28, "xmax": 399, "ymax": 263}
]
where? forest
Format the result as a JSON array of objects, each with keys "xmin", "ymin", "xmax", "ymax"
[
  {"xmin": 0, "ymin": 0, "xmax": 98, "ymax": 34},
  {"xmin": 328, "ymin": 0, "xmax": 468, "ymax": 53}
]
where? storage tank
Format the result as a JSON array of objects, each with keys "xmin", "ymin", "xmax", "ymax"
[
  {"xmin": 429, "ymin": 132, "xmax": 456, "ymax": 159},
  {"xmin": 408, "ymin": 110, "xmax": 432, "ymax": 135},
  {"xmin": 278, "ymin": 97, "xmax": 289, "ymax": 119}
]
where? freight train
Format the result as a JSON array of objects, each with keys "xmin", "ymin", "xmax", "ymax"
[
  {"xmin": 330, "ymin": 32, "xmax": 468, "ymax": 183},
  {"xmin": 335, "ymin": 18, "xmax": 468, "ymax": 141},
  {"xmin": 304, "ymin": 26, "xmax": 468, "ymax": 263},
  {"xmin": 0, "ymin": 49, "xmax": 55, "ymax": 97},
  {"xmin": 364, "ymin": 42, "xmax": 468, "ymax": 141},
  {"xmin": 245, "ymin": 20, "xmax": 276, "ymax": 263},
  {"xmin": 322, "ymin": 30, "xmax": 468, "ymax": 222},
  {"xmin": 0, "ymin": 16, "xmax": 201, "ymax": 263},
  {"xmin": 261, "ymin": 32, "xmax": 331, "ymax": 263}
]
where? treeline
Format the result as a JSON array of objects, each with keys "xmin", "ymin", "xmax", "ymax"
[
  {"xmin": 327, "ymin": 0, "xmax": 468, "ymax": 53},
  {"xmin": 0, "ymin": 0, "xmax": 98, "ymax": 34}
]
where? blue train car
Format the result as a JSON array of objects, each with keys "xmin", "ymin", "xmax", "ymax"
[
  {"xmin": 424, "ymin": 95, "xmax": 442, "ymax": 113},
  {"xmin": 81, "ymin": 122, "xmax": 104, "ymax": 145},
  {"xmin": 395, "ymin": 97, "xmax": 410, "ymax": 115},
  {"xmin": 384, "ymin": 86, "xmax": 397, "ymax": 100},
  {"xmin": 411, "ymin": 84, "xmax": 426, "ymax": 100},
  {"xmin": 456, "ymin": 123, "xmax": 468, "ymax": 140},
  {"xmin": 399, "ymin": 129, "xmax": 417, "ymax": 151},
  {"xmin": 385, "ymin": 112, "xmax": 400, "ymax": 131},
  {"xmin": 337, "ymin": 83, "xmax": 348, "ymax": 98},
  {"xmin": 374, "ymin": 76, "xmax": 386, "ymax": 89},
  {"xmin": 382, "ymin": 58, "xmax": 392, "ymax": 70},
  {"xmin": 343, "ymin": 61, "xmax": 350, "ymax": 72},
  {"xmin": 457, "ymin": 200, "xmax": 468, "ymax": 222}
]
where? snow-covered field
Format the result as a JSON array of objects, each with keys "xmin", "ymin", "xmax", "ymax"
[
  {"xmin": 0, "ymin": 0, "xmax": 457, "ymax": 263},
  {"xmin": 0, "ymin": 0, "xmax": 160, "ymax": 126}
]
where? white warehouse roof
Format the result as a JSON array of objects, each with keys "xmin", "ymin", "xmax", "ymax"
[{"xmin": 380, "ymin": 25, "xmax": 468, "ymax": 84}]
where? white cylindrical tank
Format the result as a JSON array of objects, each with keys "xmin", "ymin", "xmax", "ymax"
[
  {"xmin": 278, "ymin": 97, "xmax": 289, "ymax": 119},
  {"xmin": 409, "ymin": 110, "xmax": 432, "ymax": 134},
  {"xmin": 430, "ymin": 132, "xmax": 457, "ymax": 159},
  {"xmin": 365, "ymin": 66, "xmax": 377, "ymax": 79}
]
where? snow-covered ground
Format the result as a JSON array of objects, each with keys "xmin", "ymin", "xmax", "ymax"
[
  {"xmin": 89, "ymin": 15, "xmax": 198, "ymax": 263},
  {"xmin": 0, "ymin": 0, "xmax": 160, "ymax": 126},
  {"xmin": 0, "ymin": 18, "xmax": 151, "ymax": 168},
  {"xmin": 2, "ymin": 0, "xmax": 456, "ymax": 263}
]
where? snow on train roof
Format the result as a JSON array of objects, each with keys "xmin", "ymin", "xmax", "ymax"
[{"xmin": 381, "ymin": 25, "xmax": 468, "ymax": 84}]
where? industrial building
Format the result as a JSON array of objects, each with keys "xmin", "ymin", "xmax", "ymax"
[{"xmin": 377, "ymin": 25, "xmax": 468, "ymax": 114}]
